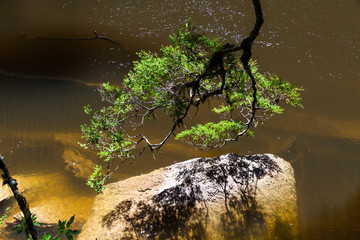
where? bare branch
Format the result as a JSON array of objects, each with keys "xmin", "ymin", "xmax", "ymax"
[
  {"xmin": 0, "ymin": 69, "xmax": 100, "ymax": 87},
  {"xmin": 18, "ymin": 31, "xmax": 124, "ymax": 47}
]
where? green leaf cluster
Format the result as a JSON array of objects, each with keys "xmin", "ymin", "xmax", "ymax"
[
  {"xmin": 0, "ymin": 207, "xmax": 10, "ymax": 232},
  {"xmin": 176, "ymin": 59, "xmax": 303, "ymax": 145},
  {"xmin": 13, "ymin": 214, "xmax": 80, "ymax": 240},
  {"xmin": 12, "ymin": 213, "xmax": 39, "ymax": 235},
  {"xmin": 86, "ymin": 165, "xmax": 106, "ymax": 193},
  {"xmin": 55, "ymin": 215, "xmax": 80, "ymax": 240},
  {"xmin": 175, "ymin": 120, "xmax": 251, "ymax": 145}
]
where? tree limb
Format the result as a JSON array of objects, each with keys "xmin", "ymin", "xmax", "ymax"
[
  {"xmin": 0, "ymin": 69, "xmax": 101, "ymax": 87},
  {"xmin": 176, "ymin": 0, "xmax": 264, "ymax": 150},
  {"xmin": 0, "ymin": 155, "xmax": 38, "ymax": 240},
  {"xmin": 238, "ymin": 0, "xmax": 264, "ymax": 136},
  {"xmin": 19, "ymin": 31, "xmax": 124, "ymax": 47}
]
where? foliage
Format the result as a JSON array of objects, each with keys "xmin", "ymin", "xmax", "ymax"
[
  {"xmin": 80, "ymin": 23, "xmax": 303, "ymax": 192},
  {"xmin": 52, "ymin": 215, "xmax": 81, "ymax": 240},
  {"xmin": 13, "ymin": 214, "xmax": 80, "ymax": 240},
  {"xmin": 0, "ymin": 207, "xmax": 10, "ymax": 232},
  {"xmin": 87, "ymin": 165, "xmax": 106, "ymax": 194},
  {"xmin": 12, "ymin": 213, "xmax": 40, "ymax": 235}
]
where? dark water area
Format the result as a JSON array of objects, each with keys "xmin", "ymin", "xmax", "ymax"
[{"xmin": 0, "ymin": 0, "xmax": 359, "ymax": 239}]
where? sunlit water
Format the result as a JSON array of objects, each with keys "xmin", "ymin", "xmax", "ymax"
[{"xmin": 0, "ymin": 0, "xmax": 359, "ymax": 239}]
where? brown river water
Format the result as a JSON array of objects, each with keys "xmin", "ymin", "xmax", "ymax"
[{"xmin": 0, "ymin": 0, "xmax": 360, "ymax": 239}]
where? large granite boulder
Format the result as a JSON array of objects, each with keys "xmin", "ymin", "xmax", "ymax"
[{"xmin": 79, "ymin": 153, "xmax": 298, "ymax": 240}]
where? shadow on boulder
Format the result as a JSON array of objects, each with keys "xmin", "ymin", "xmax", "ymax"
[{"xmin": 101, "ymin": 154, "xmax": 281, "ymax": 239}]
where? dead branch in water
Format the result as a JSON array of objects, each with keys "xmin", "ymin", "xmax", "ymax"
[
  {"xmin": 0, "ymin": 69, "xmax": 101, "ymax": 87},
  {"xmin": 18, "ymin": 30, "xmax": 124, "ymax": 47}
]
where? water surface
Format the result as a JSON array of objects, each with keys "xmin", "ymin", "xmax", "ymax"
[{"xmin": 0, "ymin": 0, "xmax": 359, "ymax": 239}]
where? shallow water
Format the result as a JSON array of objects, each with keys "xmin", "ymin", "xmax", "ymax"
[{"xmin": 0, "ymin": 0, "xmax": 359, "ymax": 239}]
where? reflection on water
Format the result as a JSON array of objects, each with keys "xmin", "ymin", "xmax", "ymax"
[{"xmin": 0, "ymin": 0, "xmax": 360, "ymax": 239}]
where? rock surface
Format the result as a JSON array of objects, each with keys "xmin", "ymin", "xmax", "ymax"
[{"xmin": 79, "ymin": 153, "xmax": 298, "ymax": 240}]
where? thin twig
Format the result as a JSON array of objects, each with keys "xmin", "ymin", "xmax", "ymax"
[
  {"xmin": 18, "ymin": 31, "xmax": 124, "ymax": 47},
  {"xmin": 0, "ymin": 70, "xmax": 101, "ymax": 87}
]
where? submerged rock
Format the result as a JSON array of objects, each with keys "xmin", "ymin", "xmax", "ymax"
[
  {"xmin": 79, "ymin": 153, "xmax": 298, "ymax": 240},
  {"xmin": 0, "ymin": 182, "xmax": 12, "ymax": 202},
  {"xmin": 62, "ymin": 149, "xmax": 96, "ymax": 180}
]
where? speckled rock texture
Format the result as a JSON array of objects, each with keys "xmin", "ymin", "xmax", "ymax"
[{"xmin": 79, "ymin": 153, "xmax": 298, "ymax": 240}]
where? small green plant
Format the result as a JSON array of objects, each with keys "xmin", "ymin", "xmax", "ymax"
[
  {"xmin": 0, "ymin": 207, "xmax": 10, "ymax": 232},
  {"xmin": 50, "ymin": 215, "xmax": 81, "ymax": 240},
  {"xmin": 12, "ymin": 213, "xmax": 40, "ymax": 235},
  {"xmin": 13, "ymin": 214, "xmax": 80, "ymax": 240}
]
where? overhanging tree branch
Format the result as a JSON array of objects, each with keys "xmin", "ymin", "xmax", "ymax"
[
  {"xmin": 81, "ymin": 0, "xmax": 303, "ymax": 193},
  {"xmin": 96, "ymin": 0, "xmax": 262, "ymax": 174}
]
